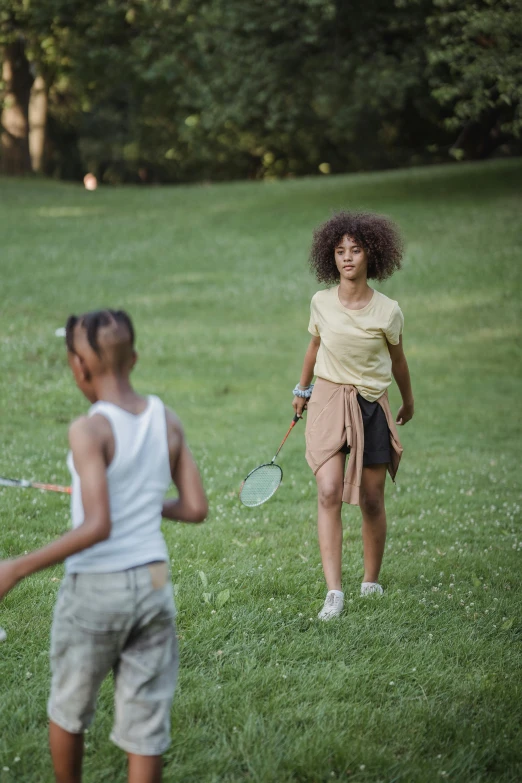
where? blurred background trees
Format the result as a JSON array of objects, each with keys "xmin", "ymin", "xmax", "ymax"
[{"xmin": 1, "ymin": 0, "xmax": 520, "ymax": 183}]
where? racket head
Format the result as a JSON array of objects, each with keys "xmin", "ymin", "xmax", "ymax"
[{"xmin": 239, "ymin": 463, "xmax": 283, "ymax": 507}]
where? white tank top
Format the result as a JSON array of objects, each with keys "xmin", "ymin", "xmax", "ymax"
[{"xmin": 66, "ymin": 395, "xmax": 172, "ymax": 574}]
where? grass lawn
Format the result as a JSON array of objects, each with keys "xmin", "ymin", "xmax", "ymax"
[{"xmin": 0, "ymin": 158, "xmax": 521, "ymax": 782}]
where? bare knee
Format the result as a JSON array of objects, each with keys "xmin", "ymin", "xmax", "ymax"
[
  {"xmin": 317, "ymin": 482, "xmax": 343, "ymax": 509},
  {"xmin": 360, "ymin": 492, "xmax": 384, "ymax": 519}
]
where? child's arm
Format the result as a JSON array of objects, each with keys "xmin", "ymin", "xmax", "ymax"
[
  {"xmin": 387, "ymin": 337, "xmax": 414, "ymax": 425},
  {"xmin": 292, "ymin": 336, "xmax": 321, "ymax": 417},
  {"xmin": 162, "ymin": 410, "xmax": 208, "ymax": 524},
  {"xmin": 0, "ymin": 417, "xmax": 111, "ymax": 600}
]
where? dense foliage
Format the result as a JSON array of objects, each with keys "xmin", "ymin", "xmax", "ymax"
[{"xmin": 1, "ymin": 0, "xmax": 521, "ymax": 182}]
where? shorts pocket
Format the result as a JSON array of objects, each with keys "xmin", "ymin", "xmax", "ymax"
[{"xmin": 71, "ymin": 585, "xmax": 132, "ymax": 634}]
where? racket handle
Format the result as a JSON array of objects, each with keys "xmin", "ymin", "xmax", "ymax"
[{"xmin": 273, "ymin": 413, "xmax": 301, "ymax": 460}]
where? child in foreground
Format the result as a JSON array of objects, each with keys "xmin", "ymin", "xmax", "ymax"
[
  {"xmin": 293, "ymin": 212, "xmax": 414, "ymax": 620},
  {"xmin": 0, "ymin": 309, "xmax": 208, "ymax": 783}
]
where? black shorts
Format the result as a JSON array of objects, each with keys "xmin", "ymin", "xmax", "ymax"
[{"xmin": 341, "ymin": 394, "xmax": 391, "ymax": 466}]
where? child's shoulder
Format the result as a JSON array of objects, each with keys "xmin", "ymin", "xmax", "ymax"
[
  {"xmin": 68, "ymin": 413, "xmax": 112, "ymax": 449},
  {"xmin": 68, "ymin": 414, "xmax": 97, "ymax": 438},
  {"xmin": 163, "ymin": 404, "xmax": 182, "ymax": 432}
]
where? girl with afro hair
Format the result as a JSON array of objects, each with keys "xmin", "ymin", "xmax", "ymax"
[{"xmin": 292, "ymin": 211, "xmax": 414, "ymax": 620}]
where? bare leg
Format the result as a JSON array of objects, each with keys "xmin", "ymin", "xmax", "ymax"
[
  {"xmin": 315, "ymin": 452, "xmax": 346, "ymax": 591},
  {"xmin": 49, "ymin": 721, "xmax": 83, "ymax": 783},
  {"xmin": 360, "ymin": 464, "xmax": 388, "ymax": 583},
  {"xmin": 128, "ymin": 754, "xmax": 163, "ymax": 783}
]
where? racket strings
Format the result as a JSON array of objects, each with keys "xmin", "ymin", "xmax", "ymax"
[{"xmin": 240, "ymin": 463, "xmax": 282, "ymax": 507}]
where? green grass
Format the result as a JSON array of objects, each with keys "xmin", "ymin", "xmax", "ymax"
[{"xmin": 0, "ymin": 159, "xmax": 521, "ymax": 782}]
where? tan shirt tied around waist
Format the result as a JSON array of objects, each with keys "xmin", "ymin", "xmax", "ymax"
[{"xmin": 305, "ymin": 378, "xmax": 403, "ymax": 506}]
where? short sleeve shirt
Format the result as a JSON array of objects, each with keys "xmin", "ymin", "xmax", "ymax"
[{"xmin": 308, "ymin": 287, "xmax": 404, "ymax": 402}]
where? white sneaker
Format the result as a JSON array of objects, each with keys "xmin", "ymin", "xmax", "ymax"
[
  {"xmin": 317, "ymin": 590, "xmax": 344, "ymax": 620},
  {"xmin": 0, "ymin": 627, "xmax": 6, "ymax": 643},
  {"xmin": 360, "ymin": 582, "xmax": 384, "ymax": 597}
]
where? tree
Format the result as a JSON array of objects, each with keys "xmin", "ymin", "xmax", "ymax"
[
  {"xmin": 1, "ymin": 35, "xmax": 32, "ymax": 175},
  {"xmin": 402, "ymin": 0, "xmax": 522, "ymax": 158},
  {"xmin": 1, "ymin": 1, "xmax": 70, "ymax": 175},
  {"xmin": 1, "ymin": 0, "xmax": 519, "ymax": 181}
]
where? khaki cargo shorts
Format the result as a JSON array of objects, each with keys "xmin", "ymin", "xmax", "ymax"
[{"xmin": 48, "ymin": 562, "xmax": 178, "ymax": 756}]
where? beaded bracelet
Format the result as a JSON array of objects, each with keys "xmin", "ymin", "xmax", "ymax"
[{"xmin": 293, "ymin": 383, "xmax": 314, "ymax": 399}]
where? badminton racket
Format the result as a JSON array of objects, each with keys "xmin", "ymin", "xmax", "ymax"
[
  {"xmin": 239, "ymin": 414, "xmax": 300, "ymax": 507},
  {"xmin": 0, "ymin": 476, "xmax": 71, "ymax": 494}
]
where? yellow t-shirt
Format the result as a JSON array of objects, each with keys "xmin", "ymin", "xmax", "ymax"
[{"xmin": 308, "ymin": 286, "xmax": 404, "ymax": 402}]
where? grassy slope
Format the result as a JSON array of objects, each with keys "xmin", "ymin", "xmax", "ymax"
[{"xmin": 0, "ymin": 159, "xmax": 521, "ymax": 782}]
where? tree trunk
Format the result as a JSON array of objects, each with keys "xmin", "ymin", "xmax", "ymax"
[
  {"xmin": 1, "ymin": 39, "xmax": 33, "ymax": 175},
  {"xmin": 29, "ymin": 74, "xmax": 48, "ymax": 173}
]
